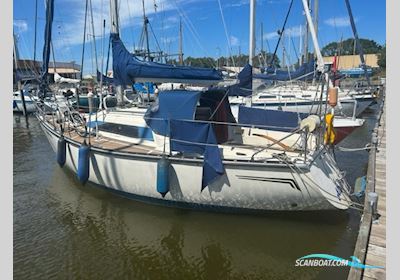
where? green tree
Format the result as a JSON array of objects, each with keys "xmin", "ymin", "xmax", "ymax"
[
  {"xmin": 321, "ymin": 38, "xmax": 382, "ymax": 56},
  {"xmin": 377, "ymin": 44, "xmax": 386, "ymax": 69}
]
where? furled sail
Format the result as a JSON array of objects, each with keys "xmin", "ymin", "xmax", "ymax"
[{"xmin": 111, "ymin": 33, "xmax": 222, "ymax": 86}]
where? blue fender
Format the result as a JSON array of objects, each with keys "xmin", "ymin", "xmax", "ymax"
[
  {"xmin": 77, "ymin": 143, "xmax": 90, "ymax": 184},
  {"xmin": 57, "ymin": 136, "xmax": 67, "ymax": 167},
  {"xmin": 157, "ymin": 155, "xmax": 170, "ymax": 197}
]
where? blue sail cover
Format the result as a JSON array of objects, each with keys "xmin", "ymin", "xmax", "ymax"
[
  {"xmin": 238, "ymin": 106, "xmax": 308, "ymax": 132},
  {"xmin": 254, "ymin": 61, "xmax": 316, "ymax": 81},
  {"xmin": 170, "ymin": 120, "xmax": 224, "ymax": 190},
  {"xmin": 111, "ymin": 33, "xmax": 222, "ymax": 86},
  {"xmin": 227, "ymin": 64, "xmax": 253, "ymax": 97}
]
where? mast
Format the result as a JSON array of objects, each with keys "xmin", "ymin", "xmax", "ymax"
[
  {"xmin": 260, "ymin": 22, "xmax": 264, "ymax": 54},
  {"xmin": 33, "ymin": 0, "xmax": 38, "ymax": 63},
  {"xmin": 303, "ymin": 0, "xmax": 310, "ymax": 63},
  {"xmin": 249, "ymin": 0, "xmax": 255, "ymax": 65},
  {"xmin": 80, "ymin": 0, "xmax": 89, "ymax": 81},
  {"xmin": 13, "ymin": 33, "xmax": 27, "ymax": 116},
  {"xmin": 89, "ymin": 0, "xmax": 99, "ymax": 75},
  {"xmin": 344, "ymin": 0, "xmax": 371, "ymax": 87},
  {"xmin": 281, "ymin": 32, "xmax": 285, "ymax": 67},
  {"xmin": 110, "ymin": 0, "xmax": 119, "ymax": 34},
  {"xmin": 110, "ymin": 0, "xmax": 124, "ymax": 106},
  {"xmin": 40, "ymin": 0, "xmax": 55, "ymax": 98},
  {"xmin": 313, "ymin": 0, "xmax": 319, "ymax": 41},
  {"xmin": 179, "ymin": 18, "xmax": 183, "ymax": 65},
  {"xmin": 142, "ymin": 0, "xmax": 151, "ymax": 61},
  {"xmin": 312, "ymin": 0, "xmax": 319, "ymax": 83},
  {"xmin": 299, "ymin": 25, "xmax": 302, "ymax": 65},
  {"xmin": 301, "ymin": 0, "xmax": 324, "ymax": 72}
]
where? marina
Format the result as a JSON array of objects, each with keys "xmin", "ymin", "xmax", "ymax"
[
  {"xmin": 12, "ymin": 0, "xmax": 388, "ymax": 278},
  {"xmin": 12, "ymin": 100, "xmax": 384, "ymax": 279}
]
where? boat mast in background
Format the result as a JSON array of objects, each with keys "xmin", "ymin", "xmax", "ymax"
[
  {"xmin": 301, "ymin": 0, "xmax": 324, "ymax": 72},
  {"xmin": 89, "ymin": 0, "xmax": 99, "ymax": 75},
  {"xmin": 249, "ymin": 0, "xmax": 255, "ymax": 66},
  {"xmin": 33, "ymin": 0, "xmax": 38, "ymax": 64},
  {"xmin": 13, "ymin": 33, "xmax": 27, "ymax": 116},
  {"xmin": 179, "ymin": 18, "xmax": 183, "ymax": 65},
  {"xmin": 40, "ymin": 0, "xmax": 55, "ymax": 98},
  {"xmin": 141, "ymin": 0, "xmax": 151, "ymax": 61},
  {"xmin": 344, "ymin": 0, "xmax": 372, "ymax": 88},
  {"xmin": 80, "ymin": 0, "xmax": 89, "ymax": 81},
  {"xmin": 313, "ymin": 0, "xmax": 319, "ymax": 57},
  {"xmin": 302, "ymin": 0, "xmax": 310, "ymax": 63}
]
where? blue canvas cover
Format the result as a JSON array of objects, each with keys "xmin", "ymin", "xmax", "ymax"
[
  {"xmin": 144, "ymin": 90, "xmax": 201, "ymax": 135},
  {"xmin": 111, "ymin": 33, "xmax": 222, "ymax": 86},
  {"xmin": 170, "ymin": 120, "xmax": 224, "ymax": 190},
  {"xmin": 238, "ymin": 106, "xmax": 308, "ymax": 132},
  {"xmin": 144, "ymin": 90, "xmax": 226, "ymax": 190},
  {"xmin": 254, "ymin": 61, "xmax": 316, "ymax": 81},
  {"xmin": 227, "ymin": 64, "xmax": 253, "ymax": 97}
]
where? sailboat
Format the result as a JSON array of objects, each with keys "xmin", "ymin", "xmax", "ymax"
[
  {"xmin": 230, "ymin": 0, "xmax": 376, "ymax": 119},
  {"xmin": 35, "ymin": 0, "xmax": 356, "ymax": 212}
]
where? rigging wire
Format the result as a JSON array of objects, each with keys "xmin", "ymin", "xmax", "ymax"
[
  {"xmin": 268, "ymin": 0, "xmax": 294, "ymax": 67},
  {"xmin": 216, "ymin": 0, "xmax": 236, "ymax": 68},
  {"xmin": 126, "ymin": 0, "xmax": 137, "ymax": 52},
  {"xmin": 172, "ymin": 0, "xmax": 217, "ymax": 68}
]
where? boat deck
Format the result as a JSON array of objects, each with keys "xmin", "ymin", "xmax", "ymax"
[
  {"xmin": 42, "ymin": 114, "xmax": 306, "ymax": 162},
  {"xmin": 44, "ymin": 115, "xmax": 161, "ymax": 155}
]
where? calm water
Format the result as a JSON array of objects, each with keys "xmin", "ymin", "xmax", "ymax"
[{"xmin": 13, "ymin": 106, "xmax": 378, "ymax": 280}]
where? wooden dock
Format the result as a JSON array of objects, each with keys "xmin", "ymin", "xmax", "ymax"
[{"xmin": 348, "ymin": 93, "xmax": 386, "ymax": 280}]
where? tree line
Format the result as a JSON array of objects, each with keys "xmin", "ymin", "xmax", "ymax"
[
  {"xmin": 167, "ymin": 51, "xmax": 281, "ymax": 68},
  {"xmin": 165, "ymin": 38, "xmax": 385, "ymax": 69}
]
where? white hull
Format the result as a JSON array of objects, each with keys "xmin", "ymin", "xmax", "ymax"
[
  {"xmin": 13, "ymin": 96, "xmax": 37, "ymax": 113},
  {"xmin": 40, "ymin": 119, "xmax": 352, "ymax": 212},
  {"xmin": 230, "ymin": 97, "xmax": 373, "ymax": 118}
]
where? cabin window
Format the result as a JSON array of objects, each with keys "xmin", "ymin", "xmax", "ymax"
[
  {"xmin": 99, "ymin": 123, "xmax": 153, "ymax": 140},
  {"xmin": 259, "ymin": 95, "xmax": 276, "ymax": 99},
  {"xmin": 282, "ymin": 95, "xmax": 295, "ymax": 98}
]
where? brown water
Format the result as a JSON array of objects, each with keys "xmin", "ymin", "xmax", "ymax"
[{"xmin": 13, "ymin": 106, "xmax": 378, "ymax": 280}]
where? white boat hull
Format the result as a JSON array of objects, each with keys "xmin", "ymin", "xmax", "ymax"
[
  {"xmin": 13, "ymin": 98, "xmax": 37, "ymax": 113},
  {"xmin": 231, "ymin": 97, "xmax": 373, "ymax": 118},
  {"xmin": 40, "ymin": 120, "xmax": 352, "ymax": 212}
]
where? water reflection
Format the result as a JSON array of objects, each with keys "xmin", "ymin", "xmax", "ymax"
[{"xmin": 38, "ymin": 166, "xmax": 354, "ymax": 279}]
